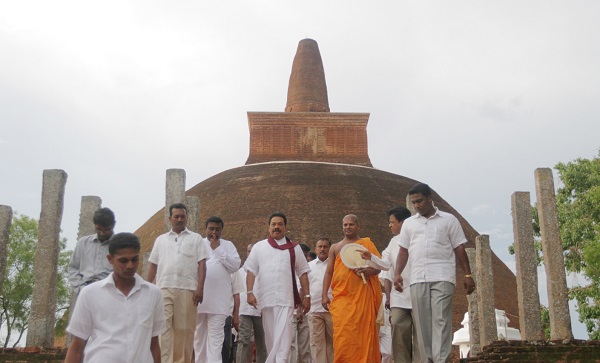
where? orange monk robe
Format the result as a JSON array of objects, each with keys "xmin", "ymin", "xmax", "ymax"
[{"xmin": 330, "ymin": 238, "xmax": 382, "ymax": 363}]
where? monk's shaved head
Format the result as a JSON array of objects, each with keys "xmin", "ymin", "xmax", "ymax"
[{"xmin": 343, "ymin": 214, "xmax": 359, "ymax": 225}]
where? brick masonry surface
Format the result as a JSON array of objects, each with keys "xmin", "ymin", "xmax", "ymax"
[
  {"xmin": 460, "ymin": 340, "xmax": 600, "ymax": 363},
  {"xmin": 0, "ymin": 347, "xmax": 66, "ymax": 363}
]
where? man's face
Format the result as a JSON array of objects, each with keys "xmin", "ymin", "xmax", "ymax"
[
  {"xmin": 108, "ymin": 247, "xmax": 139, "ymax": 281},
  {"xmin": 315, "ymin": 240, "xmax": 330, "ymax": 262},
  {"xmin": 388, "ymin": 215, "xmax": 403, "ymax": 236},
  {"xmin": 205, "ymin": 222, "xmax": 223, "ymax": 241},
  {"xmin": 246, "ymin": 244, "xmax": 253, "ymax": 257},
  {"xmin": 342, "ymin": 216, "xmax": 359, "ymax": 239},
  {"xmin": 95, "ymin": 224, "xmax": 114, "ymax": 242},
  {"xmin": 169, "ymin": 208, "xmax": 187, "ymax": 233},
  {"xmin": 410, "ymin": 193, "xmax": 434, "ymax": 217},
  {"xmin": 268, "ymin": 216, "xmax": 287, "ymax": 240}
]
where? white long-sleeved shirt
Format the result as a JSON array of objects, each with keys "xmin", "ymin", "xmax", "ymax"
[
  {"xmin": 380, "ymin": 235, "xmax": 412, "ymax": 309},
  {"xmin": 243, "ymin": 238, "xmax": 311, "ymax": 309},
  {"xmin": 68, "ymin": 234, "xmax": 112, "ymax": 291},
  {"xmin": 197, "ymin": 238, "xmax": 241, "ymax": 315}
]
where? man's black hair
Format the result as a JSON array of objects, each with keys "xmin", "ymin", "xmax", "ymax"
[
  {"xmin": 408, "ymin": 183, "xmax": 432, "ymax": 197},
  {"xmin": 386, "ymin": 206, "xmax": 412, "ymax": 222},
  {"xmin": 205, "ymin": 216, "xmax": 224, "ymax": 228},
  {"xmin": 93, "ymin": 208, "xmax": 115, "ymax": 227},
  {"xmin": 108, "ymin": 232, "xmax": 140, "ymax": 255},
  {"xmin": 169, "ymin": 203, "xmax": 187, "ymax": 217},
  {"xmin": 268, "ymin": 212, "xmax": 287, "ymax": 225}
]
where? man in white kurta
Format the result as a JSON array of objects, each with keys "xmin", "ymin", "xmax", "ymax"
[
  {"xmin": 194, "ymin": 216, "xmax": 241, "ymax": 363},
  {"xmin": 244, "ymin": 213, "xmax": 311, "ymax": 363},
  {"xmin": 307, "ymin": 238, "xmax": 334, "ymax": 363},
  {"xmin": 381, "ymin": 206, "xmax": 419, "ymax": 363},
  {"xmin": 65, "ymin": 232, "xmax": 165, "ymax": 363},
  {"xmin": 147, "ymin": 203, "xmax": 209, "ymax": 363}
]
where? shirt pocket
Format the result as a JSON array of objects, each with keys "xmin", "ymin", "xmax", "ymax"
[
  {"xmin": 180, "ymin": 241, "xmax": 196, "ymax": 257},
  {"xmin": 137, "ymin": 306, "xmax": 154, "ymax": 329},
  {"xmin": 430, "ymin": 227, "xmax": 453, "ymax": 259}
]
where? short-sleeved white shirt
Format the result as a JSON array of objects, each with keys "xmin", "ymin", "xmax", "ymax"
[
  {"xmin": 381, "ymin": 235, "xmax": 412, "ymax": 309},
  {"xmin": 243, "ymin": 238, "xmax": 311, "ymax": 309},
  {"xmin": 307, "ymin": 258, "xmax": 332, "ymax": 313},
  {"xmin": 237, "ymin": 268, "xmax": 262, "ymax": 317},
  {"xmin": 67, "ymin": 273, "xmax": 165, "ymax": 363},
  {"xmin": 197, "ymin": 238, "xmax": 241, "ymax": 315},
  {"xmin": 148, "ymin": 228, "xmax": 209, "ymax": 291},
  {"xmin": 398, "ymin": 209, "xmax": 467, "ymax": 286}
]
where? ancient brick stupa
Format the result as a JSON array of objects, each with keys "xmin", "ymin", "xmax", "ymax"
[{"xmin": 135, "ymin": 38, "xmax": 519, "ymax": 333}]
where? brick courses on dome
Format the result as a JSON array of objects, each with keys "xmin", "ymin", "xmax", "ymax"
[{"xmin": 134, "ymin": 38, "xmax": 519, "ymax": 334}]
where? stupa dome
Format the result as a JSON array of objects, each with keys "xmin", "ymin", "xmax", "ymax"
[{"xmin": 135, "ymin": 39, "xmax": 519, "ymax": 334}]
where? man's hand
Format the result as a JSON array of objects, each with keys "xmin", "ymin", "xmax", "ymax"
[
  {"xmin": 355, "ymin": 266, "xmax": 378, "ymax": 276},
  {"xmin": 247, "ymin": 292, "xmax": 258, "ymax": 308},
  {"xmin": 302, "ymin": 296, "xmax": 310, "ymax": 315},
  {"xmin": 322, "ymin": 295, "xmax": 330, "ymax": 311},
  {"xmin": 193, "ymin": 288, "xmax": 204, "ymax": 306},
  {"xmin": 385, "ymin": 294, "xmax": 391, "ymax": 310},
  {"xmin": 232, "ymin": 315, "xmax": 240, "ymax": 332},
  {"xmin": 296, "ymin": 305, "xmax": 304, "ymax": 324},
  {"xmin": 464, "ymin": 276, "xmax": 475, "ymax": 295},
  {"xmin": 357, "ymin": 249, "xmax": 372, "ymax": 260},
  {"xmin": 394, "ymin": 275, "xmax": 404, "ymax": 292}
]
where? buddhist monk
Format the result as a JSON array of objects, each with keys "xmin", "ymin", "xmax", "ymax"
[{"xmin": 321, "ymin": 214, "xmax": 383, "ymax": 363}]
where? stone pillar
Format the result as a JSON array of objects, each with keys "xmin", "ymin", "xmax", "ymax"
[
  {"xmin": 0, "ymin": 205, "xmax": 13, "ymax": 294},
  {"xmin": 165, "ymin": 169, "xmax": 186, "ymax": 232},
  {"xmin": 405, "ymin": 194, "xmax": 416, "ymax": 215},
  {"xmin": 534, "ymin": 168, "xmax": 573, "ymax": 339},
  {"xmin": 476, "ymin": 235, "xmax": 497, "ymax": 348},
  {"xmin": 78, "ymin": 196, "xmax": 102, "ymax": 239},
  {"xmin": 28, "ymin": 169, "xmax": 68, "ymax": 347},
  {"xmin": 466, "ymin": 248, "xmax": 481, "ymax": 356},
  {"xmin": 142, "ymin": 251, "xmax": 151, "ymax": 280},
  {"xmin": 186, "ymin": 196, "xmax": 201, "ymax": 234},
  {"xmin": 511, "ymin": 191, "xmax": 544, "ymax": 340}
]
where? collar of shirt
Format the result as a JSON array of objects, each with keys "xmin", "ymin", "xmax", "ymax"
[
  {"xmin": 168, "ymin": 228, "xmax": 191, "ymax": 237},
  {"xmin": 92, "ymin": 234, "xmax": 110, "ymax": 245},
  {"xmin": 100, "ymin": 273, "xmax": 145, "ymax": 297},
  {"xmin": 314, "ymin": 258, "xmax": 328, "ymax": 265},
  {"xmin": 414, "ymin": 207, "xmax": 443, "ymax": 221}
]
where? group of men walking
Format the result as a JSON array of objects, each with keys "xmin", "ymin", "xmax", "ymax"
[{"xmin": 64, "ymin": 182, "xmax": 475, "ymax": 363}]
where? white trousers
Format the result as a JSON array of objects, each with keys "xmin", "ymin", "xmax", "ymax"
[
  {"xmin": 379, "ymin": 327, "xmax": 392, "ymax": 363},
  {"xmin": 194, "ymin": 312, "xmax": 227, "ymax": 363},
  {"xmin": 262, "ymin": 306, "xmax": 294, "ymax": 363}
]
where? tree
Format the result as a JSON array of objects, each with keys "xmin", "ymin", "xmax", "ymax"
[
  {"xmin": 553, "ymin": 151, "xmax": 600, "ymax": 339},
  {"xmin": 509, "ymin": 151, "xmax": 600, "ymax": 339},
  {"xmin": 0, "ymin": 214, "xmax": 71, "ymax": 348}
]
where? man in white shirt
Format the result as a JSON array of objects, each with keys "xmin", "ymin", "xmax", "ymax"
[
  {"xmin": 236, "ymin": 243, "xmax": 267, "ymax": 363},
  {"xmin": 65, "ymin": 232, "xmax": 165, "ymax": 363},
  {"xmin": 381, "ymin": 206, "xmax": 419, "ymax": 363},
  {"xmin": 67, "ymin": 208, "xmax": 116, "ymax": 314},
  {"xmin": 244, "ymin": 212, "xmax": 311, "ymax": 363},
  {"xmin": 147, "ymin": 203, "xmax": 209, "ymax": 363},
  {"xmin": 394, "ymin": 183, "xmax": 475, "ymax": 363},
  {"xmin": 307, "ymin": 237, "xmax": 334, "ymax": 363},
  {"xmin": 194, "ymin": 216, "xmax": 241, "ymax": 363}
]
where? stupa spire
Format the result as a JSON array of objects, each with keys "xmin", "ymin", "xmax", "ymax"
[{"xmin": 285, "ymin": 39, "xmax": 330, "ymax": 112}]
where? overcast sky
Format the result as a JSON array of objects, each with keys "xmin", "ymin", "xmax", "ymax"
[{"xmin": 1, "ymin": 1, "xmax": 598, "ymax": 339}]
